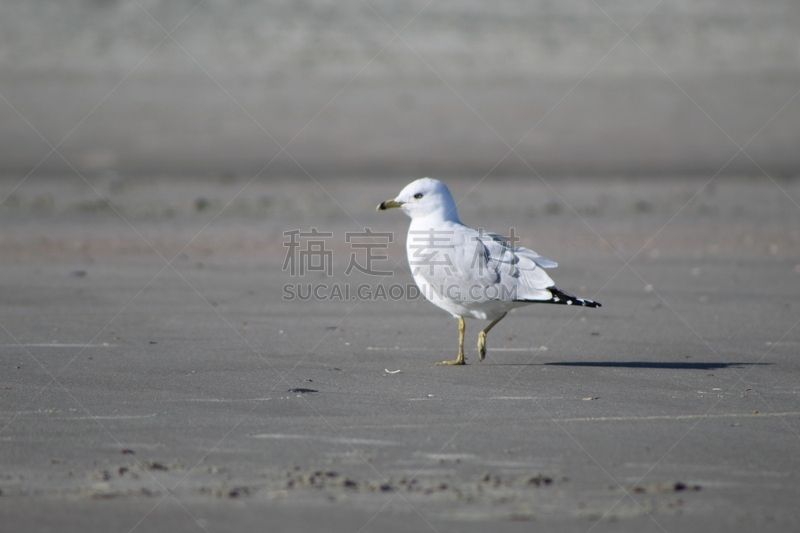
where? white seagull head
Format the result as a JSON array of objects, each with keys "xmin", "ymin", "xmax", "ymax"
[{"xmin": 377, "ymin": 177, "xmax": 460, "ymax": 223}]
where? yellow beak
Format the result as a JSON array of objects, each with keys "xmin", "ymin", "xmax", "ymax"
[{"xmin": 377, "ymin": 199, "xmax": 404, "ymax": 211}]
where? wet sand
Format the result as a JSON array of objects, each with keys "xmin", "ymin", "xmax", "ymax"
[{"xmin": 1, "ymin": 175, "xmax": 799, "ymax": 532}]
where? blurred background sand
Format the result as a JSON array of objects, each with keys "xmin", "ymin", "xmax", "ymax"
[{"xmin": 0, "ymin": 0, "xmax": 798, "ymax": 177}]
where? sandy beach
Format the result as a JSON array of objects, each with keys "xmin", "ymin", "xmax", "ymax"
[
  {"xmin": 1, "ymin": 174, "xmax": 799, "ymax": 531},
  {"xmin": 2, "ymin": 0, "xmax": 799, "ymax": 530}
]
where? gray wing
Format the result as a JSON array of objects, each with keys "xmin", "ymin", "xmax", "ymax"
[
  {"xmin": 479, "ymin": 231, "xmax": 558, "ymax": 269},
  {"xmin": 467, "ymin": 229, "xmax": 558, "ymax": 301}
]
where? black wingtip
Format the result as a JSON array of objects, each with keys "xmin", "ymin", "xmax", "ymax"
[
  {"xmin": 516, "ymin": 287, "xmax": 601, "ymax": 308},
  {"xmin": 551, "ymin": 287, "xmax": 601, "ymax": 308}
]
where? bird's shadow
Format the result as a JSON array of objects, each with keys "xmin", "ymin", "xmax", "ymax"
[{"xmin": 524, "ymin": 361, "xmax": 772, "ymax": 370}]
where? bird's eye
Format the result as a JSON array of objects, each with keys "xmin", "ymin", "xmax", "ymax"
[{"xmin": 414, "ymin": 193, "xmax": 424, "ymax": 199}]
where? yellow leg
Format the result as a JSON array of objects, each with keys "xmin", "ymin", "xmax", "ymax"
[
  {"xmin": 477, "ymin": 313, "xmax": 506, "ymax": 361},
  {"xmin": 437, "ymin": 316, "xmax": 466, "ymax": 365}
]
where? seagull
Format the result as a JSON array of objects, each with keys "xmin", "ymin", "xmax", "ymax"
[{"xmin": 377, "ymin": 177, "xmax": 600, "ymax": 365}]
